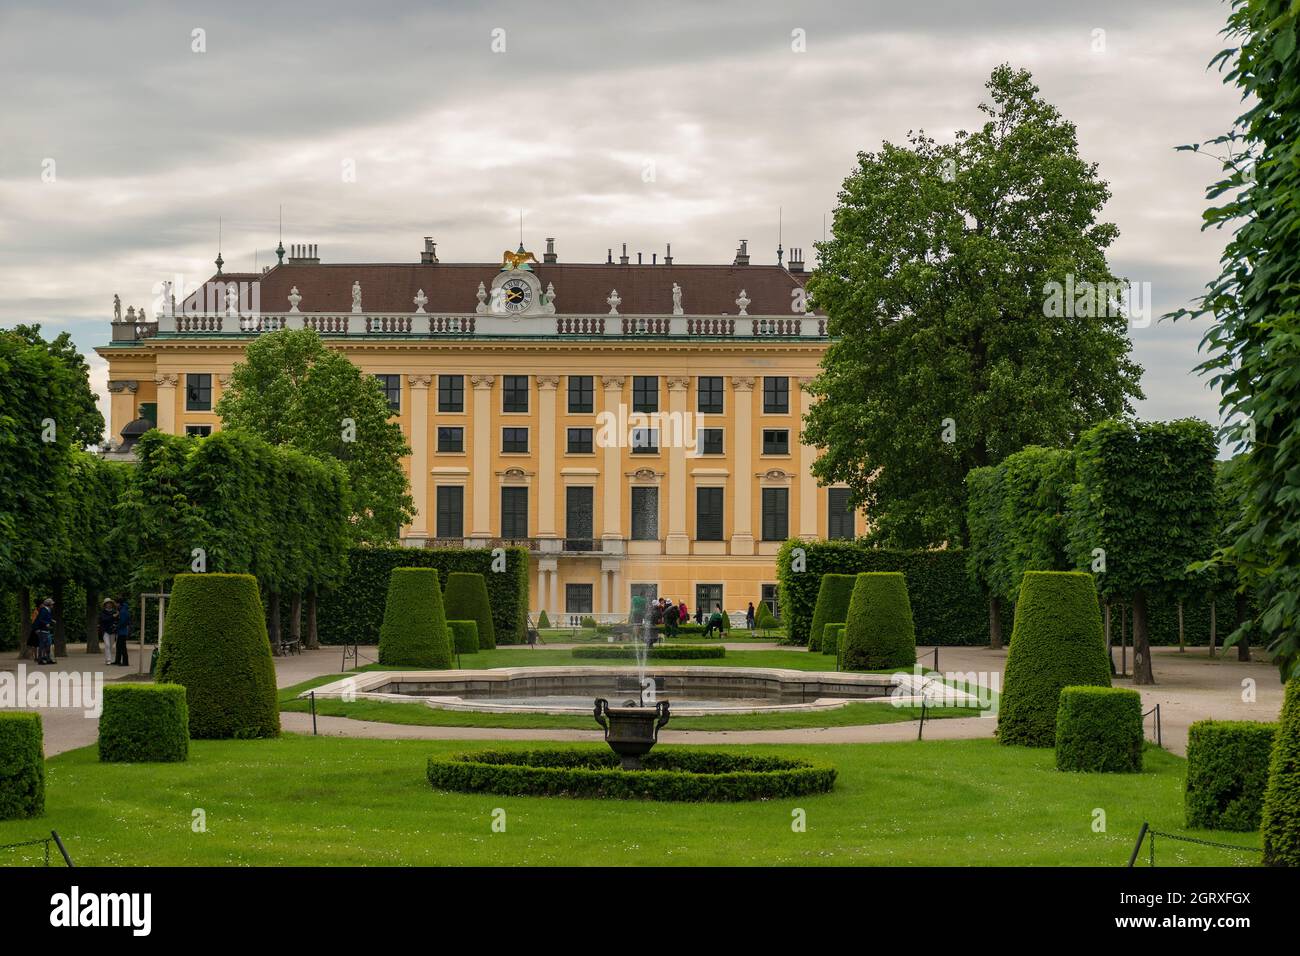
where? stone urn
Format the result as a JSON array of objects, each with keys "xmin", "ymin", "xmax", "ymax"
[{"xmin": 594, "ymin": 697, "xmax": 670, "ymax": 769}]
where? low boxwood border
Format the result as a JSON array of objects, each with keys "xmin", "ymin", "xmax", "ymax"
[
  {"xmin": 570, "ymin": 645, "xmax": 725, "ymax": 660},
  {"xmin": 426, "ymin": 747, "xmax": 836, "ymax": 801}
]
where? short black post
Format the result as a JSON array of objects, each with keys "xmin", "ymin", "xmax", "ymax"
[
  {"xmin": 1126, "ymin": 822, "xmax": 1149, "ymax": 868},
  {"xmin": 51, "ymin": 830, "xmax": 74, "ymax": 868},
  {"xmin": 917, "ymin": 698, "xmax": 927, "ymax": 741},
  {"xmin": 310, "ymin": 691, "xmax": 317, "ymax": 735}
]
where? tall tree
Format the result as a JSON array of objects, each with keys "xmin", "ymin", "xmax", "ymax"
[
  {"xmin": 804, "ymin": 65, "xmax": 1142, "ymax": 547},
  {"xmin": 1170, "ymin": 0, "xmax": 1300, "ymax": 681},
  {"xmin": 216, "ymin": 329, "xmax": 413, "ymax": 546},
  {"xmin": 7, "ymin": 325, "xmax": 104, "ymax": 448}
]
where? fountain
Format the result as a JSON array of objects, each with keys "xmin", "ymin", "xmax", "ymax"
[{"xmin": 591, "ymin": 598, "xmax": 670, "ymax": 769}]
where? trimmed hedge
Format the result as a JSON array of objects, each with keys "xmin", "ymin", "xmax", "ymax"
[
  {"xmin": 1054, "ymin": 686, "xmax": 1143, "ymax": 773},
  {"xmin": 98, "ymin": 684, "xmax": 189, "ymax": 763},
  {"xmin": 443, "ymin": 571, "xmax": 496, "ymax": 650},
  {"xmin": 427, "ymin": 748, "xmax": 836, "ymax": 801},
  {"xmin": 571, "ymin": 645, "xmax": 726, "ymax": 660},
  {"xmin": 777, "ymin": 541, "xmax": 984, "ymax": 646},
  {"xmin": 999, "ymin": 572, "xmax": 1111, "ymax": 748},
  {"xmin": 536, "ymin": 609, "xmax": 551, "ymax": 628},
  {"xmin": 447, "ymin": 619, "xmax": 480, "ymax": 655},
  {"xmin": 1185, "ymin": 720, "xmax": 1276, "ymax": 831},
  {"xmin": 317, "ymin": 546, "xmax": 529, "ymax": 646},
  {"xmin": 755, "ymin": 602, "xmax": 779, "ymax": 631},
  {"xmin": 378, "ymin": 567, "xmax": 451, "ymax": 668},
  {"xmin": 808, "ymin": 574, "xmax": 856, "ymax": 652},
  {"xmin": 821, "ymin": 623, "xmax": 845, "ymax": 660},
  {"xmin": 841, "ymin": 572, "xmax": 916, "ymax": 670},
  {"xmin": 1262, "ymin": 678, "xmax": 1300, "ymax": 866},
  {"xmin": 156, "ymin": 573, "xmax": 280, "ymax": 740},
  {"xmin": 0, "ymin": 712, "xmax": 44, "ymax": 820}
]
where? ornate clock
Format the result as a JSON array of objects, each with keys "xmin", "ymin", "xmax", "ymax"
[{"xmin": 500, "ymin": 277, "xmax": 533, "ymax": 314}]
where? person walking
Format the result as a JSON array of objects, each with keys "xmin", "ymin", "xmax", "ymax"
[
  {"xmin": 33, "ymin": 598, "xmax": 56, "ymax": 665},
  {"xmin": 703, "ymin": 603, "xmax": 726, "ymax": 640},
  {"xmin": 99, "ymin": 599, "xmax": 118, "ymax": 665},
  {"xmin": 746, "ymin": 602, "xmax": 756, "ymax": 631},
  {"xmin": 113, "ymin": 596, "xmax": 131, "ymax": 667},
  {"xmin": 663, "ymin": 599, "xmax": 680, "ymax": 638}
]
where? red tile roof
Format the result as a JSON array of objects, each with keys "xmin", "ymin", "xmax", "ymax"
[{"xmin": 184, "ymin": 261, "xmax": 809, "ymax": 316}]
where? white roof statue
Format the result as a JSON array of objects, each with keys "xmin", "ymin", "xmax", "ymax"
[
  {"xmin": 351, "ymin": 280, "xmax": 362, "ymax": 313},
  {"xmin": 735, "ymin": 289, "xmax": 750, "ymax": 316},
  {"xmin": 672, "ymin": 282, "xmax": 683, "ymax": 316},
  {"xmin": 607, "ymin": 289, "xmax": 622, "ymax": 316},
  {"xmin": 413, "ymin": 288, "xmax": 428, "ymax": 314},
  {"xmin": 475, "ymin": 281, "xmax": 488, "ymax": 315},
  {"xmin": 226, "ymin": 284, "xmax": 240, "ymax": 316},
  {"xmin": 287, "ymin": 286, "xmax": 302, "ymax": 313}
]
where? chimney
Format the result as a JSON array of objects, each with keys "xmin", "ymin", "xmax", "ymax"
[
  {"xmin": 637, "ymin": 252, "xmax": 642, "ymax": 265},
  {"xmin": 733, "ymin": 239, "xmax": 750, "ymax": 266},
  {"xmin": 544, "ymin": 238, "xmax": 557, "ymax": 263},
  {"xmin": 652, "ymin": 253, "xmax": 657, "ymax": 265},
  {"xmin": 607, "ymin": 248, "xmax": 614, "ymax": 265},
  {"xmin": 664, "ymin": 243, "xmax": 673, "ymax": 266},
  {"xmin": 287, "ymin": 243, "xmax": 320, "ymax": 265},
  {"xmin": 619, "ymin": 243, "xmax": 629, "ymax": 265},
  {"xmin": 421, "ymin": 237, "xmax": 439, "ymax": 264},
  {"xmin": 788, "ymin": 247, "xmax": 804, "ymax": 273}
]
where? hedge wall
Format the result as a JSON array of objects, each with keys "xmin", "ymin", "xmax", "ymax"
[
  {"xmin": 777, "ymin": 541, "xmax": 983, "ymax": 647},
  {"xmin": 98, "ymin": 684, "xmax": 189, "ymax": 763},
  {"xmin": 571, "ymin": 645, "xmax": 726, "ymax": 660},
  {"xmin": 427, "ymin": 748, "xmax": 836, "ymax": 801},
  {"xmin": 0, "ymin": 712, "xmax": 44, "ymax": 820},
  {"xmin": 1185, "ymin": 720, "xmax": 1275, "ymax": 831},
  {"xmin": 1054, "ymin": 686, "xmax": 1143, "ymax": 773},
  {"xmin": 317, "ymin": 547, "xmax": 529, "ymax": 646},
  {"xmin": 155, "ymin": 573, "xmax": 280, "ymax": 740}
]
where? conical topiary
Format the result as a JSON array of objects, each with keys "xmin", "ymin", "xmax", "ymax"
[
  {"xmin": 998, "ymin": 571, "xmax": 1110, "ymax": 747},
  {"xmin": 1262, "ymin": 678, "xmax": 1300, "ymax": 866},
  {"xmin": 809, "ymin": 573, "xmax": 856, "ymax": 651},
  {"xmin": 378, "ymin": 567, "xmax": 451, "ymax": 667},
  {"xmin": 155, "ymin": 573, "xmax": 280, "ymax": 739},
  {"xmin": 537, "ymin": 609, "xmax": 551, "ymax": 629},
  {"xmin": 443, "ymin": 571, "xmax": 495, "ymax": 650},
  {"xmin": 840, "ymin": 572, "xmax": 916, "ymax": 671},
  {"xmin": 447, "ymin": 619, "xmax": 480, "ymax": 655}
]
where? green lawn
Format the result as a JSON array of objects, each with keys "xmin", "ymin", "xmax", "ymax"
[{"xmin": 0, "ymin": 736, "xmax": 1256, "ymax": 866}]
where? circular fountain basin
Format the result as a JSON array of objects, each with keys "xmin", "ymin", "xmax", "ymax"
[{"xmin": 305, "ymin": 666, "xmax": 976, "ymax": 717}]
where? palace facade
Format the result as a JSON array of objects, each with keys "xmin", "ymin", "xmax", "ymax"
[{"xmin": 97, "ymin": 236, "xmax": 859, "ymax": 623}]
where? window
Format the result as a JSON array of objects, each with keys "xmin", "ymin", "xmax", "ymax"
[
  {"xmin": 761, "ymin": 487, "xmax": 789, "ymax": 541},
  {"xmin": 761, "ymin": 584, "xmax": 781, "ymax": 621},
  {"xmin": 828, "ymin": 487, "xmax": 855, "ymax": 540},
  {"xmin": 696, "ymin": 583, "xmax": 723, "ymax": 616},
  {"xmin": 565, "ymin": 486, "xmax": 594, "ymax": 551},
  {"xmin": 568, "ymin": 375, "xmax": 594, "ymax": 414},
  {"xmin": 567, "ymin": 427, "xmax": 593, "ymax": 454},
  {"xmin": 437, "ymin": 426, "xmax": 464, "ymax": 453},
  {"xmin": 374, "ymin": 374, "xmax": 401, "ymax": 412},
  {"xmin": 502, "ymin": 427, "xmax": 529, "ymax": 453},
  {"xmin": 565, "ymin": 583, "xmax": 593, "ymax": 614},
  {"xmin": 501, "ymin": 487, "xmax": 529, "ymax": 539},
  {"xmin": 697, "ymin": 376, "xmax": 724, "ymax": 414},
  {"xmin": 762, "ymin": 429, "xmax": 790, "ymax": 455},
  {"xmin": 503, "ymin": 375, "xmax": 529, "ymax": 412},
  {"xmin": 763, "ymin": 376, "xmax": 789, "ymax": 413},
  {"xmin": 633, "ymin": 376, "xmax": 658, "ymax": 413},
  {"xmin": 631, "ymin": 487, "xmax": 659, "ymax": 540},
  {"xmin": 186, "ymin": 373, "xmax": 212, "ymax": 411},
  {"xmin": 696, "ymin": 487, "xmax": 724, "ymax": 541},
  {"xmin": 631, "ymin": 427, "xmax": 659, "ymax": 454},
  {"xmin": 436, "ymin": 486, "xmax": 464, "ymax": 539},
  {"xmin": 698, "ymin": 428, "xmax": 724, "ymax": 455},
  {"xmin": 438, "ymin": 374, "xmax": 464, "ymax": 413},
  {"xmin": 184, "ymin": 424, "xmax": 212, "ymax": 438}
]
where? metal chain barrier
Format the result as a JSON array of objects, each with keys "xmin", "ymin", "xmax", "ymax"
[
  {"xmin": 0, "ymin": 831, "xmax": 74, "ymax": 867},
  {"xmin": 1127, "ymin": 821, "xmax": 1259, "ymax": 867}
]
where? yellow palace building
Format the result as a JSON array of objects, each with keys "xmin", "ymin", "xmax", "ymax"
[{"xmin": 97, "ymin": 236, "xmax": 859, "ymax": 624}]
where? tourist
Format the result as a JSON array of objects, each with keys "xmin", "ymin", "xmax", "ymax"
[
  {"xmin": 114, "ymin": 596, "xmax": 131, "ymax": 667},
  {"xmin": 746, "ymin": 602, "xmax": 756, "ymax": 630},
  {"xmin": 664, "ymin": 599, "xmax": 680, "ymax": 638},
  {"xmin": 678, "ymin": 600, "xmax": 688, "ymax": 626},
  {"xmin": 33, "ymin": 598, "xmax": 55, "ymax": 665},
  {"xmin": 703, "ymin": 603, "xmax": 726, "ymax": 640},
  {"xmin": 100, "ymin": 599, "xmax": 118, "ymax": 665},
  {"xmin": 694, "ymin": 605, "xmax": 703, "ymax": 626}
]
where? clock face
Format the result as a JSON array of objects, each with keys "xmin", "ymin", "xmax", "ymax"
[{"xmin": 501, "ymin": 278, "xmax": 532, "ymax": 313}]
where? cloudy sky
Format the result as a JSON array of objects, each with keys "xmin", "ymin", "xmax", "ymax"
[{"xmin": 0, "ymin": 0, "xmax": 1243, "ymax": 440}]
